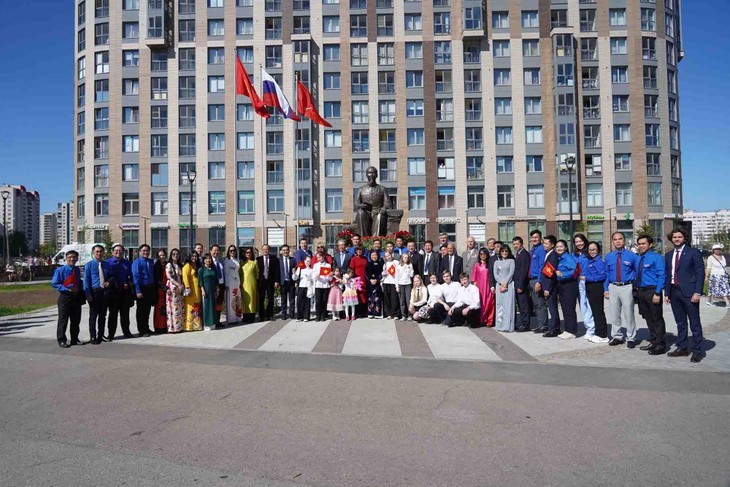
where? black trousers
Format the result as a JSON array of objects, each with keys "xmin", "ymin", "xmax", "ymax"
[
  {"xmin": 258, "ymin": 280, "xmax": 275, "ymax": 321},
  {"xmin": 556, "ymin": 279, "xmax": 579, "ymax": 334},
  {"xmin": 638, "ymin": 287, "xmax": 666, "ymax": 348},
  {"xmin": 430, "ymin": 302, "xmax": 455, "ymax": 324},
  {"xmin": 516, "ymin": 288, "xmax": 530, "ymax": 327},
  {"xmin": 585, "ymin": 281, "xmax": 608, "ymax": 338},
  {"xmin": 280, "ymin": 280, "xmax": 296, "ymax": 317},
  {"xmin": 88, "ymin": 288, "xmax": 109, "ymax": 341},
  {"xmin": 443, "ymin": 305, "xmax": 480, "ymax": 327},
  {"xmin": 382, "ymin": 283, "xmax": 400, "ymax": 318},
  {"xmin": 57, "ymin": 293, "xmax": 82, "ymax": 344},
  {"xmin": 107, "ymin": 291, "xmax": 132, "ymax": 338},
  {"xmin": 296, "ymin": 287, "xmax": 310, "ymax": 320},
  {"xmin": 546, "ymin": 285, "xmax": 560, "ymax": 334},
  {"xmin": 315, "ymin": 288, "xmax": 329, "ymax": 320},
  {"xmin": 135, "ymin": 284, "xmax": 156, "ymax": 335}
]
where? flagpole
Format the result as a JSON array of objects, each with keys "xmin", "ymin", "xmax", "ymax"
[
  {"xmin": 233, "ymin": 48, "xmax": 239, "ymax": 248},
  {"xmin": 294, "ymin": 72, "xmax": 300, "ymax": 244},
  {"xmin": 259, "ymin": 63, "xmax": 266, "ymax": 244}
]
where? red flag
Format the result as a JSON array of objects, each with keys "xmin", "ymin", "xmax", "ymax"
[
  {"xmin": 296, "ymin": 80, "xmax": 332, "ymax": 127},
  {"xmin": 236, "ymin": 54, "xmax": 269, "ymax": 119},
  {"xmin": 319, "ymin": 266, "xmax": 332, "ymax": 277},
  {"xmin": 542, "ymin": 262, "xmax": 556, "ymax": 278},
  {"xmin": 63, "ymin": 269, "xmax": 79, "ymax": 290},
  {"xmin": 387, "ymin": 264, "xmax": 396, "ymax": 277},
  {"xmin": 573, "ymin": 262, "xmax": 581, "ymax": 279},
  {"xmin": 298, "ymin": 261, "xmax": 306, "ymax": 269}
]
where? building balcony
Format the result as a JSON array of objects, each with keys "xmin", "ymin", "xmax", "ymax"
[
  {"xmin": 583, "ymin": 108, "xmax": 600, "ymax": 119},
  {"xmin": 584, "ymin": 136, "xmax": 600, "ymax": 149},
  {"xmin": 581, "ymin": 49, "xmax": 597, "ymax": 61},
  {"xmin": 644, "ymin": 107, "xmax": 659, "ymax": 118},
  {"xmin": 582, "ymin": 79, "xmax": 599, "ymax": 90}
]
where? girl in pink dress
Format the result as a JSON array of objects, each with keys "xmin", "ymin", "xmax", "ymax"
[
  {"xmin": 341, "ymin": 269, "xmax": 361, "ymax": 321},
  {"xmin": 471, "ymin": 248, "xmax": 496, "ymax": 327},
  {"xmin": 327, "ymin": 267, "xmax": 344, "ymax": 320}
]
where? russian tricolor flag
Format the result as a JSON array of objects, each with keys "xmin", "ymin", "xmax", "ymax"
[{"xmin": 261, "ymin": 69, "xmax": 301, "ymax": 122}]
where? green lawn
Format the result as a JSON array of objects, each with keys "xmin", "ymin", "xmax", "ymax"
[
  {"xmin": 0, "ymin": 283, "xmax": 50, "ymax": 293},
  {"xmin": 0, "ymin": 304, "xmax": 51, "ymax": 317}
]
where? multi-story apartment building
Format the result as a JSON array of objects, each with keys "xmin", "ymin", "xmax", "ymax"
[
  {"xmin": 40, "ymin": 212, "xmax": 59, "ymax": 247},
  {"xmin": 56, "ymin": 201, "xmax": 76, "ymax": 249},
  {"xmin": 0, "ymin": 184, "xmax": 41, "ymax": 254},
  {"xmin": 682, "ymin": 209, "xmax": 730, "ymax": 247},
  {"xmin": 74, "ymin": 0, "xmax": 684, "ymax": 253}
]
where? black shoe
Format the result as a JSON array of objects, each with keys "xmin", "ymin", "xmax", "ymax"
[
  {"xmin": 103, "ymin": 336, "xmax": 112, "ymax": 342},
  {"xmin": 639, "ymin": 343, "xmax": 656, "ymax": 351},
  {"xmin": 627, "ymin": 341, "xmax": 636, "ymax": 349},
  {"xmin": 608, "ymin": 338, "xmax": 624, "ymax": 346},
  {"xmin": 648, "ymin": 347, "xmax": 667, "ymax": 355},
  {"xmin": 90, "ymin": 339, "xmax": 100, "ymax": 345},
  {"xmin": 217, "ymin": 323, "xmax": 226, "ymax": 328},
  {"xmin": 58, "ymin": 342, "xmax": 70, "ymax": 348},
  {"xmin": 667, "ymin": 348, "xmax": 690, "ymax": 357},
  {"xmin": 142, "ymin": 333, "xmax": 151, "ymax": 337},
  {"xmin": 542, "ymin": 330, "xmax": 560, "ymax": 338},
  {"xmin": 123, "ymin": 333, "xmax": 134, "ymax": 339},
  {"xmin": 690, "ymin": 352, "xmax": 705, "ymax": 363},
  {"xmin": 70, "ymin": 340, "xmax": 86, "ymax": 346},
  {"xmin": 515, "ymin": 325, "xmax": 531, "ymax": 333},
  {"xmin": 533, "ymin": 326, "xmax": 548, "ymax": 334}
]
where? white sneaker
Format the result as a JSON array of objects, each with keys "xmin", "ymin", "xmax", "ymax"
[
  {"xmin": 589, "ymin": 335, "xmax": 609, "ymax": 343},
  {"xmin": 706, "ymin": 301, "xmax": 715, "ymax": 307},
  {"xmin": 583, "ymin": 334, "xmax": 594, "ymax": 340},
  {"xmin": 203, "ymin": 326, "xmax": 211, "ymax": 332},
  {"xmin": 558, "ymin": 331, "xmax": 576, "ymax": 340}
]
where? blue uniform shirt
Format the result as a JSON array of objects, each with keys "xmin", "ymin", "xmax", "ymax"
[
  {"xmin": 557, "ymin": 252, "xmax": 578, "ymax": 281},
  {"xmin": 637, "ymin": 250, "xmax": 666, "ymax": 294},
  {"xmin": 52, "ymin": 265, "xmax": 82, "ymax": 294},
  {"xmin": 294, "ymin": 248, "xmax": 312, "ymax": 265},
  {"xmin": 580, "ymin": 255, "xmax": 607, "ymax": 283},
  {"xmin": 132, "ymin": 257, "xmax": 155, "ymax": 294},
  {"xmin": 529, "ymin": 243, "xmax": 547, "ymax": 279},
  {"xmin": 392, "ymin": 246, "xmax": 406, "ymax": 256},
  {"xmin": 603, "ymin": 249, "xmax": 640, "ymax": 291},
  {"xmin": 106, "ymin": 257, "xmax": 132, "ymax": 291},
  {"xmin": 83, "ymin": 258, "xmax": 111, "ymax": 294}
]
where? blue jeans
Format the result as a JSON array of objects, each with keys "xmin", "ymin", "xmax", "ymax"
[{"xmin": 578, "ymin": 280, "xmax": 595, "ymax": 335}]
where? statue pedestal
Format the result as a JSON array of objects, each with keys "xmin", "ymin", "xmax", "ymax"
[{"xmin": 386, "ymin": 209, "xmax": 404, "ymax": 235}]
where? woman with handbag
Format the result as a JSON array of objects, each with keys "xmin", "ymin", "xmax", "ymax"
[
  {"xmin": 182, "ymin": 252, "xmax": 203, "ymax": 331},
  {"xmin": 706, "ymin": 243, "xmax": 730, "ymax": 306},
  {"xmin": 165, "ymin": 249, "xmax": 184, "ymax": 333}
]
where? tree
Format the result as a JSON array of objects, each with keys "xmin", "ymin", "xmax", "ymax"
[
  {"xmin": 101, "ymin": 230, "xmax": 115, "ymax": 259},
  {"xmin": 39, "ymin": 241, "xmax": 57, "ymax": 258},
  {"xmin": 636, "ymin": 218, "xmax": 656, "ymax": 240},
  {"xmin": 8, "ymin": 231, "xmax": 28, "ymax": 258}
]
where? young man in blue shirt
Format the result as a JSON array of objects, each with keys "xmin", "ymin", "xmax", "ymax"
[
  {"xmin": 635, "ymin": 235, "xmax": 667, "ymax": 355},
  {"xmin": 604, "ymin": 232, "xmax": 640, "ymax": 348},
  {"xmin": 132, "ymin": 244, "xmax": 156, "ymax": 337},
  {"xmin": 51, "ymin": 250, "xmax": 85, "ymax": 348},
  {"xmin": 84, "ymin": 244, "xmax": 112, "ymax": 344},
  {"xmin": 106, "ymin": 244, "xmax": 134, "ymax": 340},
  {"xmin": 528, "ymin": 230, "xmax": 548, "ymax": 333}
]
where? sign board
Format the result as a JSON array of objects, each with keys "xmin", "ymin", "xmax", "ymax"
[
  {"xmin": 267, "ymin": 227, "xmax": 284, "ymax": 247},
  {"xmin": 468, "ymin": 224, "xmax": 486, "ymax": 242},
  {"xmin": 586, "ymin": 214, "xmax": 604, "ymax": 220},
  {"xmin": 408, "ymin": 217, "xmax": 430, "ymax": 224}
]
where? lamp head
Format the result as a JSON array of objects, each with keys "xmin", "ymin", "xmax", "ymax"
[
  {"xmin": 1, "ymin": 190, "xmax": 9, "ymax": 200},
  {"xmin": 187, "ymin": 170, "xmax": 197, "ymax": 183}
]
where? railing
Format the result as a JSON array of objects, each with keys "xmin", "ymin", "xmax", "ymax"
[
  {"xmin": 580, "ymin": 21, "xmax": 597, "ymax": 32},
  {"xmin": 464, "ymin": 81, "xmax": 481, "ymax": 92},
  {"xmin": 582, "ymin": 79, "xmax": 599, "ymax": 89},
  {"xmin": 581, "ymin": 49, "xmax": 597, "ymax": 61},
  {"xmin": 379, "ymin": 141, "xmax": 396, "ymax": 152},
  {"xmin": 466, "ymin": 140, "xmax": 483, "ymax": 150},
  {"xmin": 465, "ymin": 110, "xmax": 482, "ymax": 121},
  {"xmin": 643, "ymin": 78, "xmax": 657, "ymax": 89},
  {"xmin": 558, "ymin": 106, "xmax": 575, "ymax": 116},
  {"xmin": 436, "ymin": 111, "xmax": 454, "ymax": 122},
  {"xmin": 379, "ymin": 83, "xmax": 395, "ymax": 94},
  {"xmin": 435, "ymin": 82, "xmax": 452, "ymax": 93},
  {"xmin": 644, "ymin": 107, "xmax": 658, "ymax": 118},
  {"xmin": 584, "ymin": 136, "xmax": 600, "ymax": 148},
  {"xmin": 466, "ymin": 168, "xmax": 483, "ymax": 180},
  {"xmin": 583, "ymin": 107, "xmax": 600, "ymax": 119},
  {"xmin": 267, "ymin": 171, "xmax": 283, "ymax": 183},
  {"xmin": 436, "ymin": 140, "xmax": 454, "ymax": 151}
]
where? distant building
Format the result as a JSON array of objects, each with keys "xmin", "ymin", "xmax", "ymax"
[
  {"xmin": 40, "ymin": 212, "xmax": 58, "ymax": 248},
  {"xmin": 682, "ymin": 209, "xmax": 730, "ymax": 247},
  {"xmin": 1, "ymin": 184, "xmax": 40, "ymax": 254},
  {"xmin": 56, "ymin": 201, "xmax": 76, "ymax": 250}
]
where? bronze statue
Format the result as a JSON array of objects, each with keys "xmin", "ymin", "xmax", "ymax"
[{"xmin": 354, "ymin": 166, "xmax": 394, "ymax": 237}]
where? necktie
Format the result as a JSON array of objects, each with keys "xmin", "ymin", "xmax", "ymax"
[
  {"xmin": 416, "ymin": 287, "xmax": 421, "ymax": 301},
  {"xmin": 98, "ymin": 261, "xmax": 105, "ymax": 287},
  {"xmin": 264, "ymin": 256, "xmax": 269, "ymax": 279},
  {"xmin": 637, "ymin": 254, "xmax": 645, "ymax": 286},
  {"xmin": 284, "ymin": 258, "xmax": 289, "ymax": 279},
  {"xmin": 616, "ymin": 251, "xmax": 622, "ymax": 282},
  {"xmin": 673, "ymin": 250, "xmax": 680, "ymax": 284},
  {"xmin": 425, "ymin": 253, "xmax": 430, "ymax": 271}
]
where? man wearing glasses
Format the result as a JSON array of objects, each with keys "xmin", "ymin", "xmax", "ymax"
[{"xmin": 132, "ymin": 244, "xmax": 156, "ymax": 337}]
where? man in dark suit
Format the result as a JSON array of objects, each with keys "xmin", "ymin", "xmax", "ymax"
[
  {"xmin": 488, "ymin": 241, "xmax": 503, "ymax": 288},
  {"xmin": 664, "ymin": 228, "xmax": 706, "ymax": 362},
  {"xmin": 278, "ymin": 245, "xmax": 297, "ymax": 319},
  {"xmin": 421, "ymin": 240, "xmax": 440, "ymax": 281},
  {"xmin": 539, "ymin": 236, "xmax": 561, "ymax": 337},
  {"xmin": 512, "ymin": 236, "xmax": 531, "ymax": 332},
  {"xmin": 406, "ymin": 241, "xmax": 423, "ymax": 278},
  {"xmin": 257, "ymin": 244, "xmax": 281, "ymax": 321},
  {"xmin": 333, "ymin": 239, "xmax": 352, "ymax": 272},
  {"xmin": 438, "ymin": 243, "xmax": 463, "ymax": 283}
]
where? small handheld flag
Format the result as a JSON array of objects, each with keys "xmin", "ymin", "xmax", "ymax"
[
  {"xmin": 319, "ymin": 266, "xmax": 332, "ymax": 277},
  {"xmin": 387, "ymin": 264, "xmax": 396, "ymax": 277},
  {"xmin": 298, "ymin": 261, "xmax": 306, "ymax": 269},
  {"xmin": 542, "ymin": 262, "xmax": 556, "ymax": 278}
]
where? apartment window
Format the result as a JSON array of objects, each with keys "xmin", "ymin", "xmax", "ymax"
[
  {"xmin": 237, "ymin": 132, "xmax": 254, "ymax": 150},
  {"xmin": 406, "ymin": 71, "xmax": 424, "ymax": 88},
  {"xmin": 208, "ymin": 191, "xmax": 226, "ymax": 215},
  {"xmin": 464, "ymin": 70, "xmax": 481, "ymax": 92},
  {"xmin": 267, "ymin": 190, "xmax": 284, "ymax": 213},
  {"xmin": 667, "ymin": 42, "xmax": 676, "ymax": 65},
  {"xmin": 496, "ymin": 156, "xmax": 513, "ymax": 174},
  {"xmin": 465, "ymin": 99, "xmax": 482, "ymax": 122},
  {"xmin": 121, "ymin": 135, "xmax": 139, "ymax": 154},
  {"xmin": 122, "ymin": 164, "xmax": 138, "ymax": 182},
  {"xmin": 208, "ymin": 19, "xmax": 225, "ymax": 36},
  {"xmin": 408, "ymin": 157, "xmax": 425, "ymax": 176},
  {"xmin": 405, "ymin": 14, "xmax": 422, "ymax": 31},
  {"xmin": 585, "ymin": 154, "xmax": 602, "ymax": 176},
  {"xmin": 492, "ymin": 11, "xmax": 509, "ymax": 29},
  {"xmin": 464, "ymin": 7, "xmax": 482, "ymax": 29},
  {"xmin": 179, "ymin": 105, "xmax": 195, "ymax": 127},
  {"xmin": 123, "ymin": 22, "xmax": 139, "ymax": 39},
  {"xmin": 435, "ymin": 70, "xmax": 452, "ymax": 92},
  {"xmin": 323, "ymin": 101, "xmax": 341, "ymax": 119},
  {"xmin": 151, "ymin": 106, "xmax": 167, "ymax": 128},
  {"xmin": 78, "ymin": 57, "xmax": 86, "ymax": 80},
  {"xmin": 179, "ymin": 134, "xmax": 196, "ymax": 155},
  {"xmin": 521, "ymin": 11, "xmax": 538, "ymax": 28},
  {"xmin": 668, "ymin": 71, "xmax": 677, "ymax": 93},
  {"xmin": 237, "ymin": 161, "xmax": 254, "ymax": 180},
  {"xmin": 350, "ymin": 44, "xmax": 368, "ymax": 66},
  {"xmin": 205, "ymin": 48, "xmax": 225, "ymax": 67},
  {"xmin": 671, "ymin": 155, "xmax": 680, "ymax": 178},
  {"xmin": 551, "ymin": 9, "xmax": 567, "ymax": 28},
  {"xmin": 121, "ymin": 78, "xmax": 138, "ymax": 96},
  {"xmin": 525, "ymin": 156, "xmax": 542, "ymax": 173},
  {"xmin": 527, "ymin": 185, "xmax": 545, "ymax": 209},
  {"xmin": 558, "ymin": 124, "xmax": 575, "ymax": 145},
  {"xmin": 265, "ymin": 0, "xmax": 282, "ymax": 11},
  {"xmin": 353, "ymin": 159, "xmax": 368, "ymax": 182},
  {"xmin": 526, "ymin": 126, "xmax": 543, "ymax": 144},
  {"xmin": 208, "ymin": 76, "xmax": 224, "ymax": 93},
  {"xmin": 496, "ymin": 127, "xmax": 513, "ymax": 145},
  {"xmin": 641, "ymin": 8, "xmax": 656, "ymax": 31},
  {"xmin": 494, "ymin": 69, "xmax": 511, "ymax": 86},
  {"xmin": 406, "ymin": 99, "xmax": 424, "ymax": 117},
  {"xmin": 94, "ymin": 108, "xmax": 108, "ymax": 131},
  {"xmin": 350, "ymin": 14, "xmax": 367, "ymax": 37},
  {"xmin": 586, "ymin": 183, "xmax": 603, "ymax": 207},
  {"xmin": 149, "ymin": 192, "xmax": 167, "ymax": 217},
  {"xmin": 94, "ymin": 79, "xmax": 109, "ymax": 101},
  {"xmin": 95, "ymin": 194, "xmax": 109, "ymax": 216},
  {"xmin": 94, "ymin": 164, "xmax": 109, "ymax": 187},
  {"xmin": 525, "ymin": 97, "xmax": 541, "ymax": 115},
  {"xmin": 646, "ymin": 124, "xmax": 660, "ymax": 147},
  {"xmin": 179, "ymin": 192, "xmax": 196, "ymax": 216},
  {"xmin": 647, "ymin": 182, "xmax": 662, "ymax": 206},
  {"xmin": 179, "ymin": 163, "xmax": 195, "ymax": 186},
  {"xmin": 293, "ymin": 16, "xmax": 310, "ymax": 35},
  {"xmin": 179, "ymin": 20, "xmax": 196, "ymax": 42},
  {"xmin": 493, "ymin": 40, "xmax": 510, "ymax": 58},
  {"xmin": 437, "ymin": 157, "xmax": 455, "ymax": 180},
  {"xmin": 378, "ymin": 72, "xmax": 394, "ymax": 94},
  {"xmin": 323, "ymin": 16, "xmax": 340, "ymax": 33},
  {"xmin": 174, "ymin": 50, "xmax": 194, "ymax": 72},
  {"xmin": 523, "ymin": 40, "xmax": 539, "ymax": 57},
  {"xmin": 151, "ymin": 163, "xmax": 168, "ymax": 186},
  {"xmin": 466, "ymin": 157, "xmax": 483, "ymax": 180},
  {"xmin": 613, "ymin": 95, "xmax": 630, "ymax": 112},
  {"xmin": 438, "ymin": 187, "xmax": 455, "ymax": 210},
  {"xmin": 321, "ymin": 189, "xmax": 342, "ymax": 213},
  {"xmin": 407, "ymin": 129, "xmax": 424, "ymax": 146},
  {"xmin": 234, "ymin": 18, "xmax": 253, "ymax": 37},
  {"xmin": 237, "ymin": 191, "xmax": 255, "ymax": 214},
  {"xmin": 434, "ymin": 12, "xmax": 451, "ymax": 34},
  {"xmin": 614, "ymin": 124, "xmax": 631, "ymax": 142},
  {"xmin": 151, "ymin": 77, "xmax": 167, "ymax": 99},
  {"xmin": 436, "ymin": 128, "xmax": 454, "ymax": 151},
  {"xmin": 464, "ymin": 42, "xmax": 480, "ymax": 64},
  {"xmin": 122, "ymin": 193, "xmax": 139, "ymax": 216},
  {"xmin": 323, "ymin": 159, "xmax": 342, "ymax": 178},
  {"xmin": 523, "ymin": 68, "xmax": 541, "ymax": 86},
  {"xmin": 610, "ymin": 38, "xmax": 628, "ymax": 55},
  {"xmin": 670, "ymin": 126, "xmax": 679, "ymax": 150},
  {"xmin": 77, "ymin": 140, "xmax": 86, "ymax": 163},
  {"xmin": 323, "ymin": 45, "xmax": 340, "ymax": 61},
  {"xmin": 76, "ymin": 168, "xmax": 86, "ymax": 191},
  {"xmin": 641, "ymin": 37, "xmax": 656, "ymax": 61},
  {"xmin": 207, "ymin": 104, "xmax": 224, "ymax": 122},
  {"xmin": 267, "ymin": 132, "xmax": 284, "ymax": 154},
  {"xmin": 434, "ymin": 41, "xmax": 451, "ymax": 63},
  {"xmin": 323, "ymin": 73, "xmax": 341, "ymax": 90},
  {"xmin": 580, "ymin": 9, "xmax": 597, "ymax": 32},
  {"xmin": 95, "ymin": 23, "xmax": 109, "ymax": 45},
  {"xmin": 378, "ymin": 14, "xmax": 394, "ymax": 36},
  {"xmin": 351, "ymin": 130, "xmax": 370, "ymax": 152},
  {"xmin": 497, "ymin": 186, "xmax": 514, "ymax": 209},
  {"xmin": 325, "ymin": 130, "xmax": 342, "ymax": 148},
  {"xmin": 612, "ymin": 66, "xmax": 628, "ymax": 84},
  {"xmin": 672, "ymin": 183, "xmax": 681, "ymax": 206},
  {"xmin": 467, "ymin": 187, "xmax": 484, "ymax": 209},
  {"xmin": 581, "ymin": 38, "xmax": 597, "ymax": 61},
  {"xmin": 378, "ymin": 101, "xmax": 395, "ymax": 123},
  {"xmin": 378, "ymin": 43, "xmax": 394, "ymax": 66},
  {"xmin": 615, "ymin": 153, "xmax": 632, "ymax": 171},
  {"xmin": 666, "ymin": 13, "xmax": 675, "ymax": 37},
  {"xmin": 436, "ymin": 99, "xmax": 454, "ymax": 122},
  {"xmin": 616, "ymin": 183, "xmax": 633, "ymax": 206},
  {"xmin": 466, "ymin": 128, "xmax": 482, "ymax": 150},
  {"xmin": 351, "ymin": 72, "xmax": 368, "ymax": 94},
  {"xmin": 409, "ymin": 188, "xmax": 426, "ymax": 211},
  {"xmin": 151, "ymin": 135, "xmax": 167, "ymax": 157},
  {"xmin": 207, "ymin": 162, "xmax": 225, "ymax": 180},
  {"xmin": 609, "ymin": 9, "xmax": 626, "ymax": 26},
  {"xmin": 646, "ymin": 153, "xmax": 661, "ymax": 176},
  {"xmin": 208, "ymin": 0, "xmax": 223, "ymax": 7},
  {"xmin": 94, "ymin": 51, "xmax": 109, "ymax": 74}
]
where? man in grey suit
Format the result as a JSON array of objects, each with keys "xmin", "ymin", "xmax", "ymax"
[
  {"xmin": 461, "ymin": 236, "xmax": 479, "ymax": 278},
  {"xmin": 334, "ymin": 239, "xmax": 352, "ymax": 271}
]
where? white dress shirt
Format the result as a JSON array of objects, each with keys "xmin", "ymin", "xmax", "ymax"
[
  {"xmin": 440, "ymin": 281, "xmax": 461, "ymax": 303},
  {"xmin": 382, "ymin": 261, "xmax": 398, "ymax": 285},
  {"xmin": 426, "ymin": 283, "xmax": 443, "ymax": 307},
  {"xmin": 453, "ymin": 284, "xmax": 481, "ymax": 310},
  {"xmin": 312, "ymin": 262, "xmax": 332, "ymax": 289},
  {"xmin": 671, "ymin": 245, "xmax": 685, "ymax": 283}
]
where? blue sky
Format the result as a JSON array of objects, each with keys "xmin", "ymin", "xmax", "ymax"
[{"xmin": 0, "ymin": 1, "xmax": 728, "ymax": 214}]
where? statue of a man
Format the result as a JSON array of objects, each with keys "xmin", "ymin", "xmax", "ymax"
[{"xmin": 354, "ymin": 166, "xmax": 391, "ymax": 237}]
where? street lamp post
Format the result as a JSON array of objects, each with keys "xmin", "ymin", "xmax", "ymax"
[
  {"xmin": 1, "ymin": 190, "xmax": 9, "ymax": 269},
  {"xmin": 565, "ymin": 156, "xmax": 577, "ymax": 237},
  {"xmin": 187, "ymin": 169, "xmax": 197, "ymax": 255}
]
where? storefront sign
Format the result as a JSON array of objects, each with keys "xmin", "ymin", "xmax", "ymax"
[
  {"xmin": 118, "ymin": 224, "xmax": 139, "ymax": 230},
  {"xmin": 586, "ymin": 215, "xmax": 604, "ymax": 220},
  {"xmin": 436, "ymin": 217, "xmax": 459, "ymax": 224},
  {"xmin": 407, "ymin": 218, "xmax": 430, "ymax": 224}
]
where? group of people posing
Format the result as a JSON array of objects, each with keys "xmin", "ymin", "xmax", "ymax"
[{"xmin": 52, "ymin": 226, "xmax": 712, "ymax": 362}]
